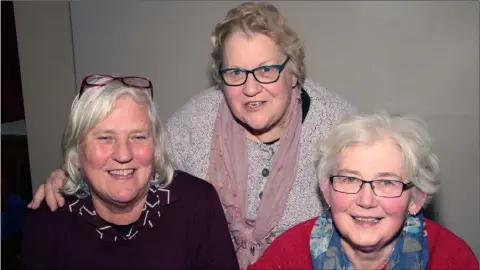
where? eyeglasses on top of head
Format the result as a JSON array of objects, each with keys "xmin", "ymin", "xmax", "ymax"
[
  {"xmin": 329, "ymin": 175, "xmax": 414, "ymax": 198},
  {"xmin": 218, "ymin": 57, "xmax": 290, "ymax": 87},
  {"xmin": 79, "ymin": 74, "xmax": 154, "ymax": 98}
]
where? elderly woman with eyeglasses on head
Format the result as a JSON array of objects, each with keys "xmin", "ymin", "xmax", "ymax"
[
  {"xmin": 20, "ymin": 75, "xmax": 239, "ymax": 270},
  {"xmin": 29, "ymin": 2, "xmax": 354, "ymax": 267},
  {"xmin": 250, "ymin": 112, "xmax": 478, "ymax": 270}
]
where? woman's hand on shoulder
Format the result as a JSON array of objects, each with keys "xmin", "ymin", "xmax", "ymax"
[{"xmin": 27, "ymin": 169, "xmax": 67, "ymax": 211}]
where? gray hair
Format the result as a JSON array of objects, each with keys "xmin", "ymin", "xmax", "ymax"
[
  {"xmin": 60, "ymin": 78, "xmax": 174, "ymax": 198},
  {"xmin": 315, "ymin": 111, "xmax": 440, "ymax": 204},
  {"xmin": 210, "ymin": 2, "xmax": 306, "ymax": 87}
]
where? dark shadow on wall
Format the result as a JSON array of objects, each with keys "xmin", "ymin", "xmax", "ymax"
[{"xmin": 422, "ymin": 197, "xmax": 440, "ymax": 221}]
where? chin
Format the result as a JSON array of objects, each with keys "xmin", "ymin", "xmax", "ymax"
[
  {"xmin": 347, "ymin": 232, "xmax": 396, "ymax": 254},
  {"xmin": 242, "ymin": 120, "xmax": 270, "ymax": 133},
  {"xmin": 108, "ymin": 190, "xmax": 140, "ymax": 205}
]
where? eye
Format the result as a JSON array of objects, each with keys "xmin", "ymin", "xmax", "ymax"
[
  {"xmin": 224, "ymin": 69, "xmax": 243, "ymax": 76},
  {"xmin": 133, "ymin": 135, "xmax": 148, "ymax": 140},
  {"xmin": 260, "ymin": 66, "xmax": 272, "ymax": 72},
  {"xmin": 378, "ymin": 180, "xmax": 396, "ymax": 186},
  {"xmin": 341, "ymin": 176, "xmax": 359, "ymax": 183},
  {"xmin": 97, "ymin": 136, "xmax": 113, "ymax": 142}
]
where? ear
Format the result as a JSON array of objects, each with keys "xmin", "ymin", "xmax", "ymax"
[
  {"xmin": 291, "ymin": 74, "xmax": 298, "ymax": 88},
  {"xmin": 408, "ymin": 189, "xmax": 427, "ymax": 215},
  {"xmin": 320, "ymin": 177, "xmax": 331, "ymax": 206},
  {"xmin": 70, "ymin": 154, "xmax": 80, "ymax": 167}
]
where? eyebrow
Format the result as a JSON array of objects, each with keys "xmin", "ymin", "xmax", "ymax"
[
  {"xmin": 223, "ymin": 59, "xmax": 277, "ymax": 69},
  {"xmin": 92, "ymin": 128, "xmax": 151, "ymax": 135},
  {"xmin": 336, "ymin": 169, "xmax": 403, "ymax": 180}
]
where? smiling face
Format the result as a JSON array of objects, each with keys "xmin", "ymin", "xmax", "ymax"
[
  {"xmin": 221, "ymin": 32, "xmax": 298, "ymax": 141},
  {"xmin": 320, "ymin": 137, "xmax": 426, "ymax": 252},
  {"xmin": 80, "ymin": 95, "xmax": 154, "ymax": 208}
]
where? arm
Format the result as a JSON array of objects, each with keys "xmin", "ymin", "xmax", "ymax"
[
  {"xmin": 248, "ymin": 218, "xmax": 316, "ymax": 270},
  {"xmin": 165, "ymin": 113, "xmax": 191, "ymax": 172},
  {"xmin": 20, "ymin": 205, "xmax": 56, "ymax": 270},
  {"xmin": 425, "ymin": 219, "xmax": 479, "ymax": 269},
  {"xmin": 192, "ymin": 184, "xmax": 239, "ymax": 270}
]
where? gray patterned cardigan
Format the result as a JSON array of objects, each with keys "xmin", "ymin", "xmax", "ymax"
[{"xmin": 166, "ymin": 79, "xmax": 355, "ymax": 236}]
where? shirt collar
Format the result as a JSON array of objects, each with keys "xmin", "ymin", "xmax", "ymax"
[{"xmin": 63, "ymin": 184, "xmax": 178, "ymax": 242}]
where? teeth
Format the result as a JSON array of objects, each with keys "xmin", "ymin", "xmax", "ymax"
[
  {"xmin": 247, "ymin": 101, "xmax": 262, "ymax": 107},
  {"xmin": 354, "ymin": 217, "xmax": 380, "ymax": 223},
  {"xmin": 109, "ymin": 169, "xmax": 134, "ymax": 176}
]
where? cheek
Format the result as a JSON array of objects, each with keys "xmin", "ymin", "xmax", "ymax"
[
  {"xmin": 223, "ymin": 87, "xmax": 242, "ymax": 105},
  {"xmin": 330, "ymin": 192, "xmax": 356, "ymax": 212},
  {"xmin": 379, "ymin": 197, "xmax": 410, "ymax": 217},
  {"xmin": 265, "ymin": 79, "xmax": 290, "ymax": 99},
  {"xmin": 264, "ymin": 83, "xmax": 291, "ymax": 114},
  {"xmin": 133, "ymin": 142, "xmax": 155, "ymax": 166},
  {"xmin": 82, "ymin": 143, "xmax": 112, "ymax": 169}
]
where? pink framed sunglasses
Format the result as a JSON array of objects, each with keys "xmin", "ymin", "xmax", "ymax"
[{"xmin": 79, "ymin": 74, "xmax": 153, "ymax": 98}]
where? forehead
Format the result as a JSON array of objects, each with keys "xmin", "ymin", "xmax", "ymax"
[
  {"xmin": 223, "ymin": 32, "xmax": 280, "ymax": 65},
  {"xmin": 91, "ymin": 95, "xmax": 151, "ymax": 132},
  {"xmin": 337, "ymin": 138, "xmax": 405, "ymax": 177}
]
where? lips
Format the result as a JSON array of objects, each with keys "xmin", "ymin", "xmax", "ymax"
[
  {"xmin": 246, "ymin": 101, "xmax": 265, "ymax": 107},
  {"xmin": 351, "ymin": 215, "xmax": 383, "ymax": 223},
  {"xmin": 108, "ymin": 169, "xmax": 135, "ymax": 177}
]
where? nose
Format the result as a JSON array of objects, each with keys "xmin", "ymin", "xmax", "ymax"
[
  {"xmin": 112, "ymin": 138, "xmax": 134, "ymax": 164},
  {"xmin": 242, "ymin": 72, "xmax": 262, "ymax": 97},
  {"xmin": 356, "ymin": 182, "xmax": 377, "ymax": 208}
]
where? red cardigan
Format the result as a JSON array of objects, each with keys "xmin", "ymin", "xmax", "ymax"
[{"xmin": 250, "ymin": 217, "xmax": 478, "ymax": 270}]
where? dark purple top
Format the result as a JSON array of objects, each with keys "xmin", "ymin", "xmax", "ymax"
[{"xmin": 20, "ymin": 171, "xmax": 239, "ymax": 270}]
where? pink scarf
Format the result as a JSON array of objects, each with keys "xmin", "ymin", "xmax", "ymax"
[{"xmin": 206, "ymin": 86, "xmax": 302, "ymax": 268}]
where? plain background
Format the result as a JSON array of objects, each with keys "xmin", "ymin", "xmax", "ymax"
[{"xmin": 14, "ymin": 1, "xmax": 479, "ymax": 257}]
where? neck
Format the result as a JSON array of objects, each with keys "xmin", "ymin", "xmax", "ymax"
[
  {"xmin": 91, "ymin": 189, "xmax": 148, "ymax": 225},
  {"xmin": 341, "ymin": 238, "xmax": 395, "ymax": 270}
]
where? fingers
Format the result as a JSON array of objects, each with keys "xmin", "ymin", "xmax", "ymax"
[
  {"xmin": 53, "ymin": 170, "xmax": 67, "ymax": 207},
  {"xmin": 54, "ymin": 190, "xmax": 65, "ymax": 208},
  {"xmin": 28, "ymin": 169, "xmax": 68, "ymax": 211},
  {"xmin": 28, "ymin": 184, "xmax": 45, "ymax": 209},
  {"xmin": 45, "ymin": 175, "xmax": 61, "ymax": 211},
  {"xmin": 46, "ymin": 169, "xmax": 68, "ymax": 210}
]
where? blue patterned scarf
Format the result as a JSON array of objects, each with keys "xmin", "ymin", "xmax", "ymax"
[{"xmin": 310, "ymin": 212, "xmax": 428, "ymax": 270}]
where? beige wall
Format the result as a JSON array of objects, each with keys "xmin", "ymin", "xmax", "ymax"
[
  {"xmin": 16, "ymin": 1, "xmax": 479, "ymax": 257},
  {"xmin": 14, "ymin": 2, "xmax": 77, "ymax": 193}
]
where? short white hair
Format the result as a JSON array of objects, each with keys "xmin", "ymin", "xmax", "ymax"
[
  {"xmin": 60, "ymin": 78, "xmax": 174, "ymax": 198},
  {"xmin": 315, "ymin": 111, "xmax": 440, "ymax": 204}
]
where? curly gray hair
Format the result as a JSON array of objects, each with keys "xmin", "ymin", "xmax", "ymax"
[{"xmin": 210, "ymin": 2, "xmax": 306, "ymax": 87}]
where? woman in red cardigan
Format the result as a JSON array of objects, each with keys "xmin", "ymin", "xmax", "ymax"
[{"xmin": 250, "ymin": 112, "xmax": 478, "ymax": 270}]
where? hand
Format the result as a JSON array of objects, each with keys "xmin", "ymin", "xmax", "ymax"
[{"xmin": 28, "ymin": 169, "xmax": 68, "ymax": 211}]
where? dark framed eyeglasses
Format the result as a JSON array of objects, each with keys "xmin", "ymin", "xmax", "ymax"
[
  {"xmin": 79, "ymin": 74, "xmax": 153, "ymax": 98},
  {"xmin": 329, "ymin": 175, "xmax": 414, "ymax": 198},
  {"xmin": 218, "ymin": 57, "xmax": 290, "ymax": 87}
]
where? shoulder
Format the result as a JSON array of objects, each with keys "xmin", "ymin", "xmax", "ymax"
[
  {"xmin": 21, "ymin": 200, "xmax": 76, "ymax": 245},
  {"xmin": 303, "ymin": 78, "xmax": 356, "ymax": 115},
  {"xmin": 425, "ymin": 219, "xmax": 479, "ymax": 269},
  {"xmin": 166, "ymin": 85, "xmax": 223, "ymax": 131},
  {"xmin": 302, "ymin": 79, "xmax": 357, "ymax": 133},
  {"xmin": 25, "ymin": 201, "xmax": 66, "ymax": 225},
  {"xmin": 275, "ymin": 216, "xmax": 318, "ymax": 241},
  {"xmin": 168, "ymin": 170, "xmax": 217, "ymax": 200},
  {"xmin": 250, "ymin": 217, "xmax": 317, "ymax": 270}
]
